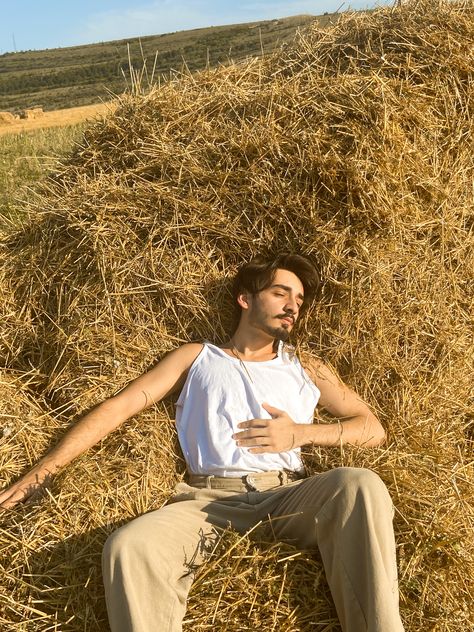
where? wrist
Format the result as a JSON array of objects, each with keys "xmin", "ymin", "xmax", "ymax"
[
  {"xmin": 297, "ymin": 422, "xmax": 342, "ymax": 448},
  {"xmin": 33, "ymin": 457, "xmax": 60, "ymax": 480},
  {"xmin": 293, "ymin": 423, "xmax": 309, "ymax": 449}
]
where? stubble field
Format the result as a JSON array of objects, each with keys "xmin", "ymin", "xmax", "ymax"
[
  {"xmin": 0, "ymin": 105, "xmax": 111, "ymax": 225},
  {"xmin": 0, "ymin": 103, "xmax": 113, "ymax": 137}
]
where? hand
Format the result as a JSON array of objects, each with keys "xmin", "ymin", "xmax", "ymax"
[
  {"xmin": 233, "ymin": 403, "xmax": 301, "ymax": 454},
  {"xmin": 0, "ymin": 468, "xmax": 52, "ymax": 510}
]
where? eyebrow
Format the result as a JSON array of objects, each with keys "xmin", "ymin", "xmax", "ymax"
[{"xmin": 270, "ymin": 284, "xmax": 305, "ymax": 300}]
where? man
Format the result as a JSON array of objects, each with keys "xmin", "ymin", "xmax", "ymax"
[{"xmin": 0, "ymin": 253, "xmax": 404, "ymax": 632}]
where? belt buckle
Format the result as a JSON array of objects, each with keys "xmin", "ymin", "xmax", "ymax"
[{"xmin": 242, "ymin": 474, "xmax": 257, "ymax": 491}]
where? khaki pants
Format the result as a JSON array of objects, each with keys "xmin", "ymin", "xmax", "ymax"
[{"xmin": 102, "ymin": 467, "xmax": 404, "ymax": 632}]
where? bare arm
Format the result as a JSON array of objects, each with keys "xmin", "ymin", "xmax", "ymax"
[
  {"xmin": 233, "ymin": 355, "xmax": 385, "ymax": 453},
  {"xmin": 296, "ymin": 356, "xmax": 386, "ymax": 447},
  {"xmin": 0, "ymin": 343, "xmax": 203, "ymax": 509}
]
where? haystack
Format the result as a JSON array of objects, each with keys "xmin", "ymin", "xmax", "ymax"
[
  {"xmin": 1, "ymin": 0, "xmax": 473, "ymax": 630},
  {"xmin": 0, "ymin": 112, "xmax": 16, "ymax": 125},
  {"xmin": 22, "ymin": 107, "xmax": 44, "ymax": 120}
]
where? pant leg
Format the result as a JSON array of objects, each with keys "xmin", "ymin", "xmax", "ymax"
[
  {"xmin": 102, "ymin": 499, "xmax": 215, "ymax": 632},
  {"xmin": 262, "ymin": 467, "xmax": 404, "ymax": 632},
  {"xmin": 102, "ymin": 485, "xmax": 259, "ymax": 632}
]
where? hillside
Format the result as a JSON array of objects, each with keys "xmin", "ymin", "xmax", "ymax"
[{"xmin": 0, "ymin": 14, "xmax": 329, "ymax": 112}]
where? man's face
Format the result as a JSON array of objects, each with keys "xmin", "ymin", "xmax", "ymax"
[{"xmin": 245, "ymin": 269, "xmax": 305, "ymax": 341}]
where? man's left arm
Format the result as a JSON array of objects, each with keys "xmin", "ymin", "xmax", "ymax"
[
  {"xmin": 296, "ymin": 356, "xmax": 386, "ymax": 448},
  {"xmin": 233, "ymin": 356, "xmax": 385, "ymax": 454}
]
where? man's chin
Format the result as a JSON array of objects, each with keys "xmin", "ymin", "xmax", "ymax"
[
  {"xmin": 277, "ymin": 330, "xmax": 291, "ymax": 342},
  {"xmin": 254, "ymin": 318, "xmax": 293, "ymax": 342},
  {"xmin": 270, "ymin": 325, "xmax": 291, "ymax": 342}
]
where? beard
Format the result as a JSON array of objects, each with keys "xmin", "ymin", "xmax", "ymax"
[
  {"xmin": 248, "ymin": 304, "xmax": 293, "ymax": 342},
  {"xmin": 262, "ymin": 322, "xmax": 291, "ymax": 342}
]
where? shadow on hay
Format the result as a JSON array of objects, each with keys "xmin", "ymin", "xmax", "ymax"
[
  {"xmin": 9, "ymin": 522, "xmax": 115, "ymax": 631},
  {"xmin": 13, "ymin": 511, "xmax": 338, "ymax": 632}
]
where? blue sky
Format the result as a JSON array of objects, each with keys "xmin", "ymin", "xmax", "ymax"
[{"xmin": 0, "ymin": 0, "xmax": 392, "ymax": 54}]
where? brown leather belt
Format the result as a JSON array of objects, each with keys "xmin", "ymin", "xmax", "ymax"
[{"xmin": 187, "ymin": 469, "xmax": 306, "ymax": 492}]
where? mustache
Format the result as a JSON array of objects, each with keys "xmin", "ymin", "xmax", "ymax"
[{"xmin": 277, "ymin": 313, "xmax": 295, "ymax": 324}]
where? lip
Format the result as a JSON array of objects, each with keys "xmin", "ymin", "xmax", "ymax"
[{"xmin": 279, "ymin": 316, "xmax": 294, "ymax": 326}]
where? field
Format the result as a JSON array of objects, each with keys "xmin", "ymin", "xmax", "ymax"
[
  {"xmin": 0, "ymin": 103, "xmax": 113, "ymax": 137},
  {"xmin": 0, "ymin": 123, "xmax": 85, "ymax": 225}
]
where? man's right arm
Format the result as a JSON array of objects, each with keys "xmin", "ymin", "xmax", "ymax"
[{"xmin": 0, "ymin": 343, "xmax": 203, "ymax": 510}]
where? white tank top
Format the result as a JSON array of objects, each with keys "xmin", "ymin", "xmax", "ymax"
[{"xmin": 175, "ymin": 342, "xmax": 320, "ymax": 476}]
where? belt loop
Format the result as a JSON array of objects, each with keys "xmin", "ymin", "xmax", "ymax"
[
  {"xmin": 279, "ymin": 470, "xmax": 288, "ymax": 486},
  {"xmin": 205, "ymin": 475, "xmax": 214, "ymax": 489},
  {"xmin": 243, "ymin": 474, "xmax": 257, "ymax": 491}
]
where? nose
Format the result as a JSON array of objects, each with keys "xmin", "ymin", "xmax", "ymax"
[{"xmin": 284, "ymin": 295, "xmax": 299, "ymax": 315}]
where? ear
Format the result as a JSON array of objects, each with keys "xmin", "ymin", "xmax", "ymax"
[{"xmin": 237, "ymin": 291, "xmax": 251, "ymax": 311}]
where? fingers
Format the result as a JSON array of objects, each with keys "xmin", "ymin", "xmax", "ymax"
[
  {"xmin": 233, "ymin": 426, "xmax": 270, "ymax": 449},
  {"xmin": 0, "ymin": 488, "xmax": 28, "ymax": 510},
  {"xmin": 261, "ymin": 402, "xmax": 284, "ymax": 417},
  {"xmin": 235, "ymin": 434, "xmax": 292, "ymax": 452},
  {"xmin": 233, "ymin": 425, "xmax": 286, "ymax": 450},
  {"xmin": 0, "ymin": 475, "xmax": 50, "ymax": 511},
  {"xmin": 233, "ymin": 407, "xmax": 295, "ymax": 453},
  {"xmin": 247, "ymin": 447, "xmax": 268, "ymax": 454},
  {"xmin": 233, "ymin": 419, "xmax": 269, "ymax": 444},
  {"xmin": 236, "ymin": 418, "xmax": 269, "ymax": 430},
  {"xmin": 238, "ymin": 441, "xmax": 270, "ymax": 450},
  {"xmin": 234, "ymin": 434, "xmax": 270, "ymax": 448},
  {"xmin": 236, "ymin": 403, "xmax": 286, "ymax": 431}
]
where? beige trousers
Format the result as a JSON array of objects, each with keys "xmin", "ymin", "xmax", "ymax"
[{"xmin": 102, "ymin": 467, "xmax": 404, "ymax": 632}]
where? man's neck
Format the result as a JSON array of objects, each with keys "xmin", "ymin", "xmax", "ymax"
[{"xmin": 223, "ymin": 328, "xmax": 278, "ymax": 362}]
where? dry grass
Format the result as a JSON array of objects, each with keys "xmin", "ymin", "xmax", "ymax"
[
  {"xmin": 0, "ymin": 112, "xmax": 17, "ymax": 125},
  {"xmin": 0, "ymin": 124, "xmax": 86, "ymax": 228},
  {"xmin": 0, "ymin": 0, "xmax": 473, "ymax": 630},
  {"xmin": 0, "ymin": 103, "xmax": 114, "ymax": 137}
]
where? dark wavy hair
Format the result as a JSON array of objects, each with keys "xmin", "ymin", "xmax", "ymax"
[{"xmin": 232, "ymin": 253, "xmax": 320, "ymax": 325}]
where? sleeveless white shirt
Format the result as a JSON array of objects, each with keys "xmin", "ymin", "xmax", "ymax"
[{"xmin": 175, "ymin": 342, "xmax": 320, "ymax": 476}]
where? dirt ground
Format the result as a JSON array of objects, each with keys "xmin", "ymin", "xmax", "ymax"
[{"xmin": 0, "ymin": 103, "xmax": 115, "ymax": 136}]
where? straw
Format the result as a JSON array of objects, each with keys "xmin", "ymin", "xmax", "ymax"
[{"xmin": 1, "ymin": 1, "xmax": 473, "ymax": 629}]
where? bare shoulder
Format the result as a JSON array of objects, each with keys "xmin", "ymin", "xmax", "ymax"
[
  {"xmin": 298, "ymin": 351, "xmax": 340, "ymax": 389},
  {"xmin": 110, "ymin": 342, "xmax": 205, "ymax": 412},
  {"xmin": 174, "ymin": 342, "xmax": 205, "ymax": 360},
  {"xmin": 161, "ymin": 342, "xmax": 205, "ymax": 370},
  {"xmin": 299, "ymin": 351, "xmax": 376, "ymax": 419}
]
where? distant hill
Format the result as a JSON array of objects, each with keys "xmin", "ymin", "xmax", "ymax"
[{"xmin": 0, "ymin": 14, "xmax": 336, "ymax": 113}]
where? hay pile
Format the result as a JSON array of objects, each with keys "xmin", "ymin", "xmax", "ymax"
[
  {"xmin": 0, "ymin": 112, "xmax": 16, "ymax": 125},
  {"xmin": 0, "ymin": 369, "xmax": 182, "ymax": 630},
  {"xmin": 1, "ymin": 0, "xmax": 473, "ymax": 629}
]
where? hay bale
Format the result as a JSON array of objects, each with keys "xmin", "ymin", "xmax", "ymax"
[
  {"xmin": 0, "ymin": 111, "xmax": 16, "ymax": 125},
  {"xmin": 22, "ymin": 107, "xmax": 44, "ymax": 120},
  {"xmin": 0, "ymin": 0, "xmax": 473, "ymax": 630}
]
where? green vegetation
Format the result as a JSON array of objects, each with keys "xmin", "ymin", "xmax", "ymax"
[
  {"xmin": 0, "ymin": 125, "xmax": 85, "ymax": 225},
  {"xmin": 0, "ymin": 14, "xmax": 333, "ymax": 112}
]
